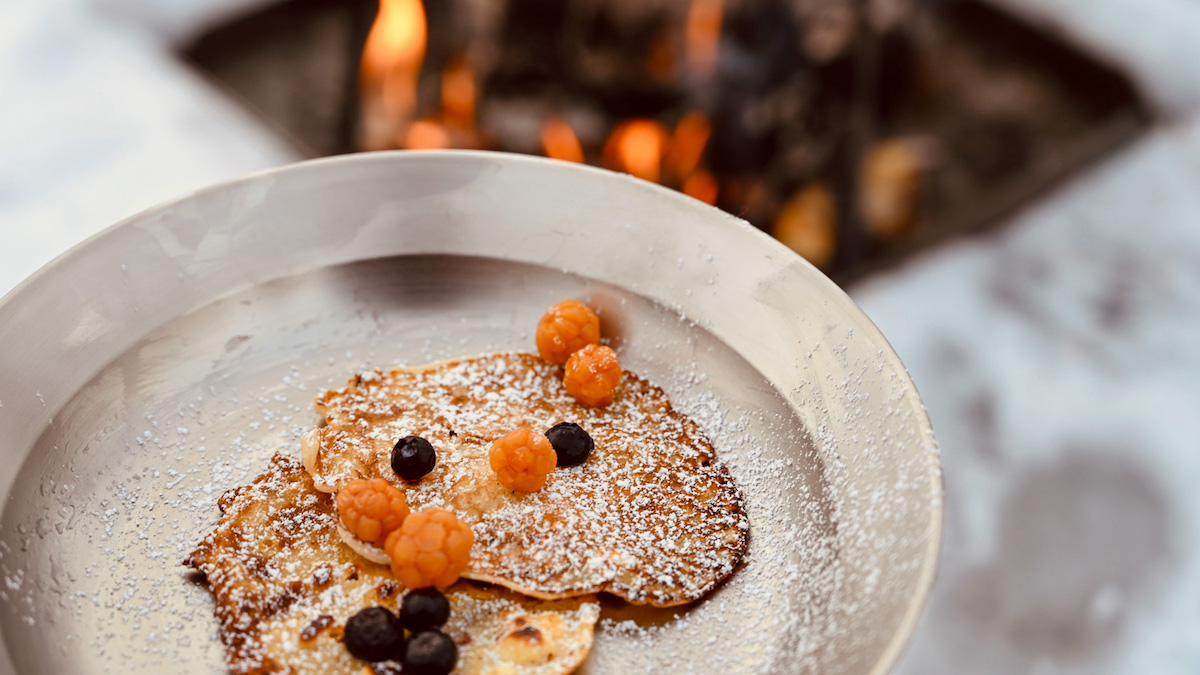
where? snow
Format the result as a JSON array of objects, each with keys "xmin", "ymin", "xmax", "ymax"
[
  {"xmin": 855, "ymin": 115, "xmax": 1200, "ymax": 674},
  {"xmin": 0, "ymin": 0, "xmax": 297, "ymax": 298}
]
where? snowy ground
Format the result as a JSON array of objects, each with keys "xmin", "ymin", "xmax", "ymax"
[
  {"xmin": 853, "ymin": 2, "xmax": 1200, "ymax": 672},
  {"xmin": 3, "ymin": 0, "xmax": 1200, "ymax": 672},
  {"xmin": 0, "ymin": 0, "xmax": 297, "ymax": 296},
  {"xmin": 863, "ymin": 115, "xmax": 1200, "ymax": 674}
]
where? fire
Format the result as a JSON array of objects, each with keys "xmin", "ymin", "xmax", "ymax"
[
  {"xmin": 860, "ymin": 138, "xmax": 923, "ymax": 238},
  {"xmin": 355, "ymin": 0, "xmax": 723, "ymax": 209},
  {"xmin": 647, "ymin": 31, "xmax": 677, "ymax": 83},
  {"xmin": 772, "ymin": 183, "xmax": 836, "ymax": 268},
  {"xmin": 359, "ymin": 0, "xmax": 428, "ymax": 149},
  {"xmin": 682, "ymin": 171, "xmax": 719, "ymax": 205},
  {"xmin": 442, "ymin": 59, "xmax": 476, "ymax": 130},
  {"xmin": 666, "ymin": 111, "xmax": 712, "ymax": 179},
  {"xmin": 597, "ymin": 113, "xmax": 717, "ymax": 203},
  {"xmin": 604, "ymin": 120, "xmax": 669, "ymax": 184},
  {"xmin": 403, "ymin": 120, "xmax": 450, "ymax": 150},
  {"xmin": 541, "ymin": 117, "xmax": 585, "ymax": 164},
  {"xmin": 685, "ymin": 0, "xmax": 724, "ymax": 76}
]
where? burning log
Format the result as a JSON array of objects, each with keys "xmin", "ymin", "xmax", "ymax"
[
  {"xmin": 860, "ymin": 137, "xmax": 926, "ymax": 239},
  {"xmin": 773, "ymin": 182, "xmax": 836, "ymax": 268}
]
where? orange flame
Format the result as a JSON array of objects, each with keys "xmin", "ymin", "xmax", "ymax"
[
  {"xmin": 685, "ymin": 0, "xmax": 724, "ymax": 75},
  {"xmin": 403, "ymin": 120, "xmax": 450, "ymax": 150},
  {"xmin": 666, "ymin": 111, "xmax": 712, "ymax": 179},
  {"xmin": 360, "ymin": 0, "xmax": 427, "ymax": 148},
  {"xmin": 442, "ymin": 59, "xmax": 476, "ymax": 130},
  {"xmin": 604, "ymin": 120, "xmax": 669, "ymax": 184},
  {"xmin": 541, "ymin": 117, "xmax": 585, "ymax": 164},
  {"xmin": 682, "ymin": 171, "xmax": 719, "ymax": 205}
]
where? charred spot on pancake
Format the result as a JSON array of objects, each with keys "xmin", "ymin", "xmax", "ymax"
[
  {"xmin": 513, "ymin": 624, "xmax": 543, "ymax": 642},
  {"xmin": 217, "ymin": 486, "xmax": 246, "ymax": 513},
  {"xmin": 375, "ymin": 580, "xmax": 400, "ymax": 601},
  {"xmin": 299, "ymin": 614, "xmax": 334, "ymax": 643},
  {"xmin": 312, "ymin": 563, "xmax": 333, "ymax": 588}
]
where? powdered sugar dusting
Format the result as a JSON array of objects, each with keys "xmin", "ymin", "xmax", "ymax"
[
  {"xmin": 187, "ymin": 453, "xmax": 601, "ymax": 674},
  {"xmin": 309, "ymin": 352, "xmax": 748, "ymax": 607},
  {"xmin": 0, "ymin": 256, "xmax": 938, "ymax": 674}
]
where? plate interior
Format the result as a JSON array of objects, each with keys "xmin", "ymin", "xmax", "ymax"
[{"xmin": 0, "ymin": 255, "xmax": 836, "ymax": 673}]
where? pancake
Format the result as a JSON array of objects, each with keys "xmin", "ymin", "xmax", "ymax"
[
  {"xmin": 302, "ymin": 352, "xmax": 748, "ymax": 607},
  {"xmin": 187, "ymin": 453, "xmax": 600, "ymax": 675}
]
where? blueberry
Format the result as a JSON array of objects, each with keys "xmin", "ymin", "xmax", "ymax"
[
  {"xmin": 402, "ymin": 630, "xmax": 458, "ymax": 675},
  {"xmin": 392, "ymin": 435, "xmax": 437, "ymax": 481},
  {"xmin": 399, "ymin": 587, "xmax": 451, "ymax": 631},
  {"xmin": 344, "ymin": 607, "xmax": 405, "ymax": 662},
  {"xmin": 545, "ymin": 422, "xmax": 594, "ymax": 466}
]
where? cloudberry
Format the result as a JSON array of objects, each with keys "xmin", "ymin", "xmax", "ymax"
[
  {"xmin": 535, "ymin": 300, "xmax": 600, "ymax": 364},
  {"xmin": 337, "ymin": 478, "xmax": 410, "ymax": 547},
  {"xmin": 563, "ymin": 344, "xmax": 622, "ymax": 407},
  {"xmin": 385, "ymin": 508, "xmax": 474, "ymax": 589},
  {"xmin": 489, "ymin": 427, "xmax": 557, "ymax": 492}
]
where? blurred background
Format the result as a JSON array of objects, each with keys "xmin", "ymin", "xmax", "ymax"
[{"xmin": 2, "ymin": 0, "xmax": 1199, "ymax": 671}]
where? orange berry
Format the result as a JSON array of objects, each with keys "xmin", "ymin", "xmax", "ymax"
[
  {"xmin": 563, "ymin": 344, "xmax": 622, "ymax": 407},
  {"xmin": 535, "ymin": 300, "xmax": 600, "ymax": 364},
  {"xmin": 489, "ymin": 427, "xmax": 557, "ymax": 492},
  {"xmin": 385, "ymin": 507, "xmax": 474, "ymax": 589},
  {"xmin": 336, "ymin": 478, "xmax": 410, "ymax": 547}
]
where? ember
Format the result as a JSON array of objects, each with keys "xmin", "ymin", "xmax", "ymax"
[
  {"xmin": 605, "ymin": 119, "xmax": 670, "ymax": 184},
  {"xmin": 541, "ymin": 117, "xmax": 585, "ymax": 164}
]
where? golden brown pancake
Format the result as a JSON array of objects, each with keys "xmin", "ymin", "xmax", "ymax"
[
  {"xmin": 302, "ymin": 352, "xmax": 748, "ymax": 607},
  {"xmin": 187, "ymin": 453, "xmax": 599, "ymax": 675}
]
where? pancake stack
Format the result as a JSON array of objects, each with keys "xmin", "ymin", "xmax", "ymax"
[{"xmin": 190, "ymin": 351, "xmax": 748, "ymax": 673}]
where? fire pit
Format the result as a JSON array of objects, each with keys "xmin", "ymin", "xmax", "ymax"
[{"xmin": 185, "ymin": 0, "xmax": 1149, "ymax": 282}]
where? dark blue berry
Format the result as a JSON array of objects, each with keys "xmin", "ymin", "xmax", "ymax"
[
  {"xmin": 545, "ymin": 422, "xmax": 594, "ymax": 466},
  {"xmin": 392, "ymin": 435, "xmax": 436, "ymax": 481},
  {"xmin": 402, "ymin": 630, "xmax": 457, "ymax": 675},
  {"xmin": 399, "ymin": 587, "xmax": 451, "ymax": 631},
  {"xmin": 344, "ymin": 607, "xmax": 405, "ymax": 662}
]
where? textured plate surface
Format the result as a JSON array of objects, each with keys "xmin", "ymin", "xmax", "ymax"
[{"xmin": 0, "ymin": 151, "xmax": 941, "ymax": 674}]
